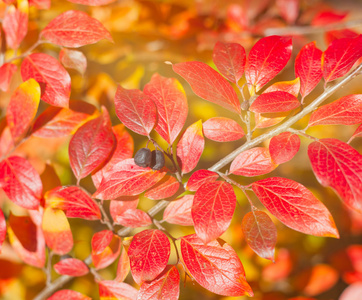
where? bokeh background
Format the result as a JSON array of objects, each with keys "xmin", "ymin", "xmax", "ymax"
[{"xmin": 0, "ymin": 0, "xmax": 362, "ymax": 299}]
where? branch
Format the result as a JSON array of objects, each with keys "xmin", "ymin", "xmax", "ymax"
[
  {"xmin": 264, "ymin": 18, "xmax": 362, "ymax": 36},
  {"xmin": 33, "ymin": 63, "xmax": 362, "ymax": 300}
]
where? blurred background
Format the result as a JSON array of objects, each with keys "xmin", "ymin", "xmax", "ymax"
[{"xmin": 0, "ymin": 0, "xmax": 362, "ymax": 299}]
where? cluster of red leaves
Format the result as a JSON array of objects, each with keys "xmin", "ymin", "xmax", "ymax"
[{"xmin": 0, "ymin": 1, "xmax": 362, "ymax": 300}]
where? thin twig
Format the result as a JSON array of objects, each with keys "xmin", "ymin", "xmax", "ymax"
[{"xmin": 5, "ymin": 39, "xmax": 49, "ymax": 64}]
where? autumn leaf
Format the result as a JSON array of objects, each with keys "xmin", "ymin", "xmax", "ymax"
[
  {"xmin": 48, "ymin": 290, "xmax": 91, "ymax": 300},
  {"xmin": 69, "ymin": 108, "xmax": 115, "ymax": 182},
  {"xmin": 2, "ymin": 0, "xmax": 28, "ymax": 49},
  {"xmin": 59, "ymin": 48, "xmax": 87, "ymax": 75},
  {"xmin": 186, "ymin": 169, "xmax": 219, "ymax": 192},
  {"xmin": 92, "ymin": 230, "xmax": 114, "ymax": 255},
  {"xmin": 0, "ymin": 63, "xmax": 17, "ymax": 92},
  {"xmin": 322, "ymin": 35, "xmax": 362, "ymax": 83},
  {"xmin": 172, "ymin": 61, "xmax": 241, "ymax": 113},
  {"xmin": 192, "ymin": 181, "xmax": 236, "ymax": 244},
  {"xmin": 98, "ymin": 281, "xmax": 138, "ymax": 300},
  {"xmin": 54, "ymin": 258, "xmax": 89, "ymax": 277},
  {"xmin": 230, "ymin": 147, "xmax": 277, "ymax": 177},
  {"xmin": 41, "ymin": 10, "xmax": 113, "ymax": 47},
  {"xmin": 93, "ymin": 159, "xmax": 166, "ymax": 200},
  {"xmin": 264, "ymin": 78, "xmax": 300, "ymax": 97},
  {"xmin": 137, "ymin": 266, "xmax": 180, "ymax": 300},
  {"xmin": 6, "ymin": 79, "xmax": 40, "ymax": 142},
  {"xmin": 212, "ymin": 41, "xmax": 246, "ymax": 83},
  {"xmin": 115, "ymin": 86, "xmax": 157, "ymax": 136},
  {"xmin": 128, "ymin": 229, "xmax": 170, "ymax": 285},
  {"xmin": 295, "ymin": 42, "xmax": 323, "ymax": 98},
  {"xmin": 203, "ymin": 117, "xmax": 244, "ymax": 142},
  {"xmin": 308, "ymin": 139, "xmax": 362, "ymax": 213},
  {"xmin": 176, "ymin": 120, "xmax": 204, "ymax": 174},
  {"xmin": 180, "ymin": 234, "xmax": 253, "ymax": 297},
  {"xmin": 144, "ymin": 74, "xmax": 188, "ymax": 144},
  {"xmin": 249, "ymin": 91, "xmax": 300, "ymax": 114},
  {"xmin": 242, "ymin": 210, "xmax": 277, "ymax": 261},
  {"xmin": 144, "ymin": 175, "xmax": 180, "ymax": 200},
  {"xmin": 109, "ymin": 197, "xmax": 139, "ymax": 221},
  {"xmin": 92, "ymin": 234, "xmax": 121, "ymax": 270},
  {"xmin": 42, "ymin": 207, "xmax": 73, "ymax": 255},
  {"xmin": 45, "ymin": 185, "xmax": 101, "ymax": 220},
  {"xmin": 163, "ymin": 195, "xmax": 194, "ymax": 226},
  {"xmin": 115, "ymin": 247, "xmax": 130, "ymax": 282},
  {"xmin": 21, "ymin": 53, "xmax": 71, "ymax": 107},
  {"xmin": 0, "ymin": 156, "xmax": 42, "ymax": 209},
  {"xmin": 269, "ymin": 132, "xmax": 300, "ymax": 164},
  {"xmin": 114, "ymin": 209, "xmax": 152, "ymax": 228},
  {"xmin": 245, "ymin": 35, "xmax": 292, "ymax": 93},
  {"xmin": 308, "ymin": 94, "xmax": 362, "ymax": 126},
  {"xmin": 252, "ymin": 177, "xmax": 339, "ymax": 237}
]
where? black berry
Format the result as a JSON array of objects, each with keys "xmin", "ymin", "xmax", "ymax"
[
  {"xmin": 134, "ymin": 148, "xmax": 152, "ymax": 168},
  {"xmin": 151, "ymin": 150, "xmax": 165, "ymax": 170}
]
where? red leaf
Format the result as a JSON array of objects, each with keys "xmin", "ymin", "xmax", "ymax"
[
  {"xmin": 242, "ymin": 210, "xmax": 277, "ymax": 261},
  {"xmin": 9, "ymin": 213, "xmax": 37, "ymax": 252},
  {"xmin": 203, "ymin": 117, "xmax": 244, "ymax": 142},
  {"xmin": 93, "ymin": 159, "xmax": 166, "ymax": 200},
  {"xmin": 295, "ymin": 42, "xmax": 323, "ymax": 98},
  {"xmin": 92, "ymin": 230, "xmax": 114, "ymax": 255},
  {"xmin": 98, "ymin": 281, "xmax": 138, "ymax": 300},
  {"xmin": 67, "ymin": 0, "xmax": 117, "ymax": 5},
  {"xmin": 128, "ymin": 229, "xmax": 170, "ymax": 285},
  {"xmin": 92, "ymin": 234, "xmax": 121, "ymax": 270},
  {"xmin": 176, "ymin": 120, "xmax": 204, "ymax": 174},
  {"xmin": 163, "ymin": 195, "xmax": 194, "ymax": 226},
  {"xmin": 32, "ymin": 100, "xmax": 97, "ymax": 138},
  {"xmin": 0, "ymin": 63, "xmax": 17, "ymax": 92},
  {"xmin": 250, "ymin": 91, "xmax": 300, "ymax": 114},
  {"xmin": 2, "ymin": 2, "xmax": 28, "ymax": 49},
  {"xmin": 212, "ymin": 41, "xmax": 246, "ymax": 83},
  {"xmin": 308, "ymin": 139, "xmax": 362, "ymax": 213},
  {"xmin": 339, "ymin": 283, "xmax": 362, "ymax": 300},
  {"xmin": 192, "ymin": 181, "xmax": 236, "ymax": 244},
  {"xmin": 45, "ymin": 186, "xmax": 101, "ymax": 220},
  {"xmin": 137, "ymin": 266, "xmax": 180, "ymax": 300},
  {"xmin": 172, "ymin": 61, "xmax": 241, "ymax": 113},
  {"xmin": 326, "ymin": 29, "xmax": 359, "ymax": 45},
  {"xmin": 230, "ymin": 147, "xmax": 277, "ymax": 177},
  {"xmin": 276, "ymin": 0, "xmax": 299, "ymax": 25},
  {"xmin": 42, "ymin": 208, "xmax": 73, "ymax": 255},
  {"xmin": 59, "ymin": 48, "xmax": 87, "ymax": 75},
  {"xmin": 48, "ymin": 290, "xmax": 91, "ymax": 300},
  {"xmin": 264, "ymin": 78, "xmax": 300, "ymax": 97},
  {"xmin": 21, "ymin": 53, "xmax": 71, "ymax": 107},
  {"xmin": 54, "ymin": 258, "xmax": 89, "ymax": 276},
  {"xmin": 245, "ymin": 36, "xmax": 292, "ymax": 93},
  {"xmin": 114, "ymin": 209, "xmax": 152, "ymax": 228},
  {"xmin": 252, "ymin": 177, "xmax": 339, "ymax": 237},
  {"xmin": 186, "ymin": 169, "xmax": 219, "ymax": 192},
  {"xmin": 115, "ymin": 86, "xmax": 156, "ymax": 136},
  {"xmin": 8, "ymin": 214, "xmax": 45, "ymax": 268},
  {"xmin": 6, "ymin": 79, "xmax": 40, "ymax": 141},
  {"xmin": 109, "ymin": 197, "xmax": 139, "ymax": 221},
  {"xmin": 322, "ymin": 35, "xmax": 362, "ymax": 83},
  {"xmin": 180, "ymin": 234, "xmax": 253, "ymax": 297},
  {"xmin": 92, "ymin": 124, "xmax": 134, "ymax": 189},
  {"xmin": 312, "ymin": 10, "xmax": 347, "ymax": 26},
  {"xmin": 143, "ymin": 74, "xmax": 188, "ymax": 144},
  {"xmin": 69, "ymin": 108, "xmax": 115, "ymax": 182},
  {"xmin": 0, "ymin": 209, "xmax": 5, "ymax": 253},
  {"xmin": 41, "ymin": 10, "xmax": 113, "ymax": 48},
  {"xmin": 255, "ymin": 114, "xmax": 285, "ymax": 129},
  {"xmin": 269, "ymin": 132, "xmax": 300, "ymax": 164},
  {"xmin": 0, "ymin": 156, "xmax": 42, "ymax": 209},
  {"xmin": 144, "ymin": 175, "xmax": 179, "ymax": 200},
  {"xmin": 115, "ymin": 247, "xmax": 130, "ymax": 282},
  {"xmin": 309, "ymin": 94, "xmax": 362, "ymax": 126}
]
